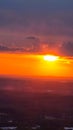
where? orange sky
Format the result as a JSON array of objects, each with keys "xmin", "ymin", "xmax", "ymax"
[{"xmin": 0, "ymin": 53, "xmax": 73, "ymax": 79}]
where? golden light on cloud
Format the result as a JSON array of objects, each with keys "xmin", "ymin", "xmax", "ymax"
[
  {"xmin": 43, "ymin": 55, "xmax": 59, "ymax": 62},
  {"xmin": 0, "ymin": 53, "xmax": 73, "ymax": 79}
]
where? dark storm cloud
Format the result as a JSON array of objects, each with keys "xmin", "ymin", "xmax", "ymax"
[
  {"xmin": 60, "ymin": 41, "xmax": 73, "ymax": 56},
  {"xmin": 0, "ymin": 44, "xmax": 23, "ymax": 52},
  {"xmin": 0, "ymin": 36, "xmax": 40, "ymax": 52},
  {"xmin": 24, "ymin": 36, "xmax": 40, "ymax": 52},
  {"xmin": 0, "ymin": 0, "xmax": 73, "ymax": 55},
  {"xmin": 0, "ymin": 45, "xmax": 10, "ymax": 51}
]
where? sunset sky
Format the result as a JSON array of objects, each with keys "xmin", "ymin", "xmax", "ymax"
[{"xmin": 0, "ymin": 0, "xmax": 73, "ymax": 78}]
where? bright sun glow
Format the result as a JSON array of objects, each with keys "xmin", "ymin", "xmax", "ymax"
[{"xmin": 43, "ymin": 55, "xmax": 59, "ymax": 62}]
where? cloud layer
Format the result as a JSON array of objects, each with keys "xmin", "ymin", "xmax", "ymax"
[{"xmin": 0, "ymin": 0, "xmax": 73, "ymax": 56}]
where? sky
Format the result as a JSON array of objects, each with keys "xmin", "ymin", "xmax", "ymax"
[{"xmin": 0, "ymin": 0, "xmax": 73, "ymax": 78}]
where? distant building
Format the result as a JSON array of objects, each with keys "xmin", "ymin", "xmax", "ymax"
[
  {"xmin": 64, "ymin": 127, "xmax": 73, "ymax": 130},
  {"xmin": 0, "ymin": 126, "xmax": 17, "ymax": 130}
]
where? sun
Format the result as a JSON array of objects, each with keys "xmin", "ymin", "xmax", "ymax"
[{"xmin": 43, "ymin": 55, "xmax": 59, "ymax": 62}]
